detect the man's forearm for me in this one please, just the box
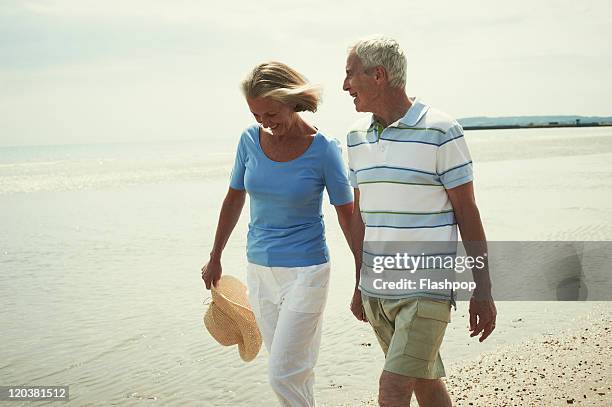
[456,204,492,297]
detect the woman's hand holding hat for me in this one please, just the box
[203,275,262,362]
[202,258,222,290]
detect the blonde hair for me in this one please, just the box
[241,61,321,112]
[349,36,407,89]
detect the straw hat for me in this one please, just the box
[203,275,262,362]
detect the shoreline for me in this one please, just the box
[351,303,611,406]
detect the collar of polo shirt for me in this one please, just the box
[368,97,430,131]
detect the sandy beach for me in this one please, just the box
[347,302,611,407]
[445,304,611,406]
[2,127,611,406]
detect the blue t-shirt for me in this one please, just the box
[229,124,353,267]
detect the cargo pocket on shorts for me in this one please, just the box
[285,285,328,313]
[403,300,451,361]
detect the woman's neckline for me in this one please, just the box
[255,125,319,164]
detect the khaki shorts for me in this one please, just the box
[361,294,451,379]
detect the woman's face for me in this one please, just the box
[246,97,296,136]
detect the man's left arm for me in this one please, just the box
[447,181,497,342]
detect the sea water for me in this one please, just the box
[1,127,611,406]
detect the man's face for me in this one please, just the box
[342,52,379,112]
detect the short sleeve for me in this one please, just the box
[437,122,473,189]
[323,139,353,205]
[229,133,247,190]
[346,134,358,188]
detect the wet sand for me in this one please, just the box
[349,303,611,406]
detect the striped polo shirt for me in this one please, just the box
[347,98,473,300]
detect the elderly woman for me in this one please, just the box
[202,62,354,406]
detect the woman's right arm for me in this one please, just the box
[349,188,367,322]
[201,187,246,289]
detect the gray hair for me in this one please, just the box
[241,61,322,113]
[349,36,407,89]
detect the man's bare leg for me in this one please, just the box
[378,372,452,407]
[378,370,415,406]
[413,378,452,407]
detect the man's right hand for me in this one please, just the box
[202,259,222,290]
[350,288,368,322]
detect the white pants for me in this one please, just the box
[246,261,330,407]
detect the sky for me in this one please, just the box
[1,0,611,147]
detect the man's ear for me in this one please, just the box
[373,66,387,84]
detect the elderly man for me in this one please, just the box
[343,36,497,406]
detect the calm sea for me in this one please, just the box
[1,128,610,406]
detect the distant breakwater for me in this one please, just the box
[463,122,612,131]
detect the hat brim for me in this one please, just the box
[207,276,262,362]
